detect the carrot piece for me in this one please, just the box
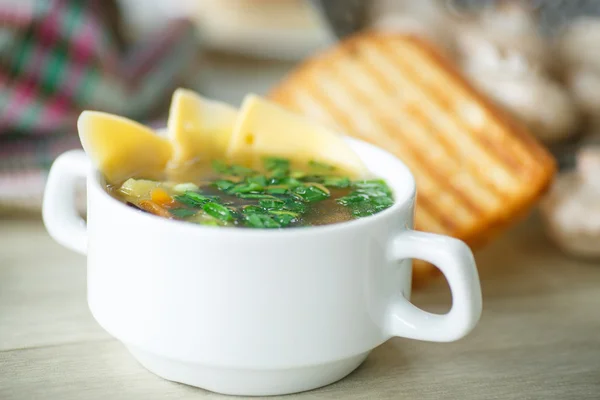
[151,188,174,207]
[138,200,173,218]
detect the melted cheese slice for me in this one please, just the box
[227,94,368,177]
[77,111,172,184]
[167,88,238,166]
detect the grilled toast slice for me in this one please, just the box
[269,32,556,284]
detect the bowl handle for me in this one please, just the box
[384,230,482,342]
[42,150,89,255]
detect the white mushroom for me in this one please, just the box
[557,17,600,125]
[565,66,600,120]
[370,0,581,143]
[540,145,600,259]
[556,17,600,71]
[576,146,600,193]
[454,0,550,71]
[459,33,578,143]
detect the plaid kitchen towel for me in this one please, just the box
[0,0,198,212]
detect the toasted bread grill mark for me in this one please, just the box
[415,195,455,233]
[296,71,464,232]
[397,36,556,226]
[268,32,556,261]
[405,35,552,157]
[367,63,522,198]
[398,36,553,175]
[307,41,511,230]
[413,198,445,234]
[308,69,480,230]
[387,40,529,173]
[396,50,534,182]
[295,68,457,230]
[362,42,524,196]
[343,48,503,213]
[325,59,487,223]
[275,86,470,232]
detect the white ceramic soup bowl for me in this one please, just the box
[43,137,482,396]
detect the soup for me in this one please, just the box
[108,156,394,228]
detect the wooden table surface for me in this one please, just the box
[1,213,599,400]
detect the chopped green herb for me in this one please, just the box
[270,167,288,179]
[214,180,235,191]
[298,174,324,183]
[231,165,255,176]
[242,205,263,214]
[259,198,285,209]
[170,208,197,218]
[371,196,394,207]
[211,160,229,174]
[283,199,307,213]
[203,202,233,221]
[278,177,303,189]
[229,182,264,194]
[335,179,394,219]
[353,179,392,195]
[175,192,214,208]
[237,193,279,200]
[245,213,281,229]
[199,218,221,226]
[290,171,306,179]
[266,187,288,195]
[247,175,268,187]
[323,176,350,188]
[309,160,335,171]
[116,159,393,228]
[270,212,296,226]
[293,185,330,202]
[336,193,369,206]
[261,216,281,229]
[264,157,290,171]
[350,203,379,217]
[269,210,299,217]
[212,160,255,176]
[245,213,262,228]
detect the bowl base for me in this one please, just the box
[127,346,369,396]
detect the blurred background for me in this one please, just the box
[3,4,600,397]
[2,0,600,259]
[0,0,329,212]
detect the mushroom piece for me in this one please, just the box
[565,66,600,121]
[459,33,579,143]
[451,1,579,143]
[575,147,600,193]
[557,17,600,125]
[556,17,600,72]
[454,0,550,72]
[540,145,600,259]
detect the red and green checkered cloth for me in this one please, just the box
[0,0,198,212]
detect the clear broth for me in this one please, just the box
[106,158,394,229]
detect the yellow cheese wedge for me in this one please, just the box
[227,94,368,177]
[77,111,172,184]
[167,88,238,166]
